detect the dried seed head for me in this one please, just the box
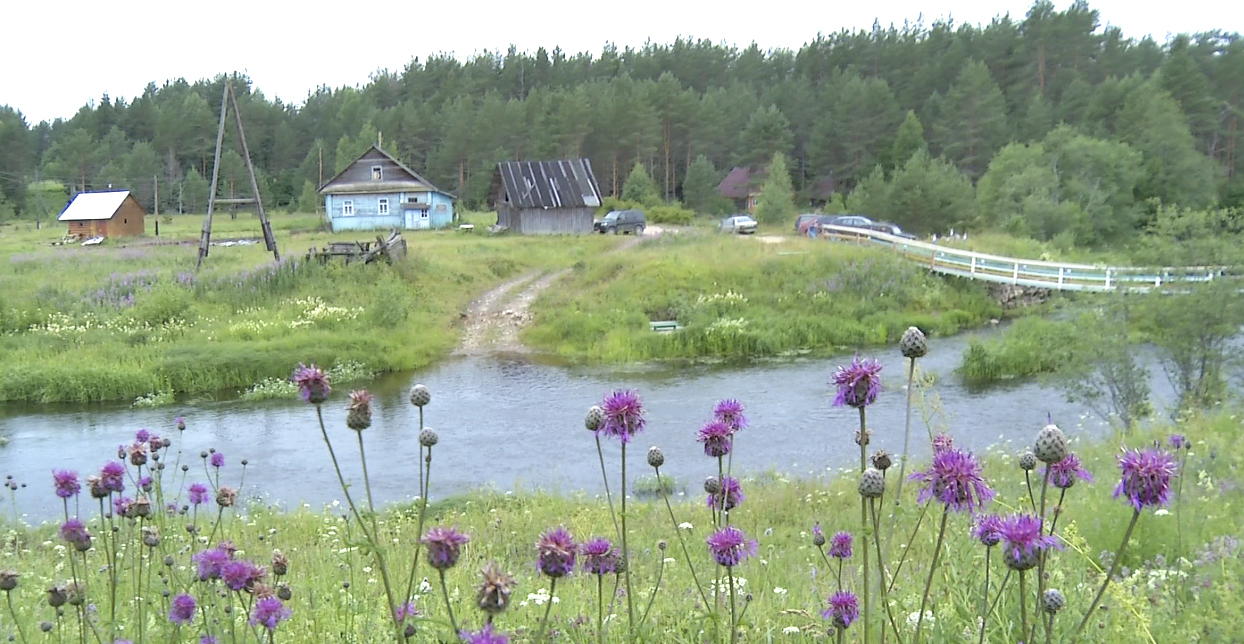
[419,429,439,447]
[47,584,67,608]
[870,449,892,471]
[408,384,431,407]
[858,468,885,499]
[216,486,238,508]
[646,446,665,468]
[0,571,17,592]
[277,584,292,601]
[142,526,160,548]
[584,406,605,432]
[272,550,289,577]
[855,428,871,448]
[346,390,374,431]
[704,477,722,495]
[658,540,667,551]
[133,497,151,518]
[475,562,516,616]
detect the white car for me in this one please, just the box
[720,215,758,234]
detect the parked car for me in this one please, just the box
[594,209,646,235]
[865,222,917,239]
[823,215,875,230]
[794,214,821,232]
[720,215,758,234]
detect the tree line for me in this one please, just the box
[0,0,1241,243]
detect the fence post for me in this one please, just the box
[1105,269,1112,290]
[970,256,977,274]
[1058,267,1065,287]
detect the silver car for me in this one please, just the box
[720,215,758,234]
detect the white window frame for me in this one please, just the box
[378,198,389,215]
[342,200,354,216]
[420,210,430,220]
[371,166,383,180]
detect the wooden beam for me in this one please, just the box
[227,83,280,261]
[197,82,231,270]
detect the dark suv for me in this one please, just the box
[594,209,646,235]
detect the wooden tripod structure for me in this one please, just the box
[196,80,279,269]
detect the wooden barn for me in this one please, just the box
[57,190,146,238]
[490,159,603,234]
[321,146,456,232]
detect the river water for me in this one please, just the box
[0,330,1175,521]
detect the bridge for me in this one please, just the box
[817,225,1237,292]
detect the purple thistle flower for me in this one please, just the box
[292,363,331,404]
[168,594,196,625]
[999,514,1061,562]
[138,476,152,492]
[1114,448,1178,512]
[696,420,733,458]
[1167,434,1187,450]
[188,483,209,506]
[536,527,577,578]
[458,624,510,644]
[147,434,163,451]
[706,526,757,567]
[599,389,646,443]
[210,452,224,468]
[822,590,860,629]
[909,448,995,513]
[249,597,291,631]
[422,527,470,571]
[135,429,151,443]
[393,601,420,622]
[53,470,80,499]
[221,560,266,591]
[831,355,883,408]
[713,399,748,432]
[705,476,745,512]
[1045,453,1094,490]
[972,514,1006,547]
[579,537,619,575]
[932,433,954,454]
[113,497,134,518]
[60,519,89,546]
[100,461,126,493]
[829,531,853,559]
[175,416,186,431]
[193,547,233,581]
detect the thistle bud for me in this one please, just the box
[704,477,721,495]
[1043,588,1065,614]
[142,526,160,548]
[47,585,67,608]
[854,428,871,448]
[646,446,665,468]
[1019,451,1037,471]
[277,584,292,601]
[584,406,605,432]
[900,326,928,359]
[870,449,892,471]
[272,550,289,577]
[419,429,439,447]
[408,384,431,407]
[0,571,17,592]
[858,468,885,499]
[1034,424,1068,464]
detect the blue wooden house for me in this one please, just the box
[320,146,455,232]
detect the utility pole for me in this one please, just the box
[153,175,159,216]
[318,146,323,214]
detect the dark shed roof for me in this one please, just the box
[491,159,602,209]
[718,166,761,199]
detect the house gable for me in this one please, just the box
[320,146,450,196]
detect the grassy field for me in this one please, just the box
[0,398,1239,643]
[0,212,617,403]
[523,233,1004,363]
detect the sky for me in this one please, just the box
[2,0,1241,124]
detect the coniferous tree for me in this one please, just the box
[739,105,793,167]
[889,111,928,170]
[753,152,796,225]
[621,162,660,206]
[930,60,1010,179]
[682,155,723,214]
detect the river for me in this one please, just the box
[0,330,1176,521]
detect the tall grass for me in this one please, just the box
[957,317,1078,384]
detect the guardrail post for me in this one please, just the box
[1012,263,1019,285]
[1105,269,1112,290]
[931,250,936,270]
[1058,267,1065,287]
[970,256,977,274]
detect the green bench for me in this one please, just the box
[649,320,681,333]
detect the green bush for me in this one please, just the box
[133,283,193,325]
[957,317,1077,383]
[646,205,695,225]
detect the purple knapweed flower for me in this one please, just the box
[393,601,420,622]
[831,355,883,408]
[579,537,618,575]
[113,497,134,518]
[135,429,151,443]
[138,476,152,492]
[249,597,291,631]
[972,514,1006,547]
[100,461,126,493]
[1046,453,1094,490]
[292,363,331,404]
[187,483,209,505]
[706,476,745,512]
[199,637,217,644]
[713,399,748,432]
[999,514,1061,562]
[829,531,853,559]
[175,416,186,431]
[706,526,757,567]
[193,547,233,581]
[909,447,995,513]
[536,527,577,578]
[822,590,860,629]
[53,470,80,499]
[932,433,954,455]
[148,434,163,451]
[1167,434,1187,450]
[221,560,266,591]
[459,624,510,644]
[60,519,89,546]
[168,593,196,625]
[210,452,224,468]
[599,389,645,443]
[422,527,470,570]
[696,420,733,458]
[1114,448,1178,512]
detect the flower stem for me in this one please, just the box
[894,356,917,500]
[597,575,605,644]
[655,467,710,610]
[1045,611,1054,644]
[888,500,929,594]
[1024,471,1037,513]
[640,552,665,625]
[6,592,28,644]
[1047,488,1068,537]
[417,407,425,498]
[1034,467,1051,644]
[858,407,871,644]
[620,442,636,639]
[596,437,621,544]
[913,506,949,644]
[403,445,432,607]
[977,547,992,644]
[356,430,401,643]
[1019,570,1028,640]
[870,498,902,642]
[438,568,459,636]
[537,577,557,643]
[727,564,738,644]
[1073,509,1141,637]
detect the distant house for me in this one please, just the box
[718,167,837,212]
[57,190,145,238]
[320,146,455,232]
[490,159,603,234]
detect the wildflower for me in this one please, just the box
[210,452,224,468]
[188,483,209,506]
[136,429,151,443]
[1168,434,1188,450]
[646,446,665,468]
[713,399,748,432]
[931,433,954,455]
[113,497,134,518]
[998,514,1060,571]
[53,470,80,499]
[536,527,577,578]
[909,448,995,513]
[249,597,291,631]
[139,476,152,492]
[221,560,266,591]
[971,514,1005,547]
[292,363,331,404]
[127,442,148,466]
[347,390,374,431]
[829,532,853,559]
[599,389,645,443]
[393,600,419,621]
[458,624,509,644]
[216,486,238,508]
[706,526,757,567]
[706,476,745,512]
[422,527,470,570]
[812,523,825,547]
[271,550,289,577]
[168,593,196,625]
[1114,448,1178,511]
[193,546,233,580]
[822,591,859,629]
[175,417,186,431]
[476,562,516,616]
[148,434,164,452]
[199,636,218,644]
[1046,453,1094,490]
[99,461,126,493]
[831,355,883,408]
[60,519,89,548]
[579,537,618,575]
[697,420,733,458]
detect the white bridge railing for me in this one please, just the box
[818,225,1237,292]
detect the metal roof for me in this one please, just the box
[493,159,602,209]
[319,146,453,197]
[57,191,133,221]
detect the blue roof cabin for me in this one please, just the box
[319,146,455,232]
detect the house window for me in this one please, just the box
[343,200,354,216]
[378,198,389,215]
[372,166,383,180]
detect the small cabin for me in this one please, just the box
[57,190,146,238]
[320,146,455,232]
[489,159,603,234]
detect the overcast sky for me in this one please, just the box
[3,0,1240,124]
